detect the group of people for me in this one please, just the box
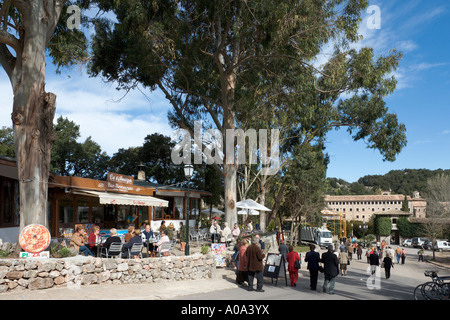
[69,222,172,258]
[233,235,267,292]
[209,219,241,245]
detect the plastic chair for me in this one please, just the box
[127,243,143,259]
[169,240,177,256]
[157,242,171,257]
[101,242,123,258]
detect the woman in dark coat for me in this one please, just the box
[382,253,394,279]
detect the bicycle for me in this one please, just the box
[413,270,450,300]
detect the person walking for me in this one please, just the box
[369,249,379,275]
[395,247,401,264]
[357,245,363,260]
[246,237,266,292]
[338,248,349,276]
[278,240,289,263]
[417,247,424,262]
[382,253,394,279]
[305,244,321,291]
[286,245,301,287]
[400,248,407,264]
[321,245,339,294]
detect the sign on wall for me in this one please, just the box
[106,172,134,193]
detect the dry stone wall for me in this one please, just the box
[0,254,216,293]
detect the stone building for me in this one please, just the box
[324,191,427,222]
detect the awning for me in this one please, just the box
[73,190,169,207]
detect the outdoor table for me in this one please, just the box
[86,242,102,257]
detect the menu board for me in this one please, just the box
[211,243,227,267]
[263,253,288,286]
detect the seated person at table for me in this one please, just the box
[87,225,101,256]
[142,224,154,253]
[102,228,122,256]
[122,229,143,258]
[125,225,135,243]
[70,226,94,256]
[156,230,170,256]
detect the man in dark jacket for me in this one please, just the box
[122,229,143,258]
[321,245,339,294]
[369,249,379,275]
[246,238,266,292]
[304,244,321,290]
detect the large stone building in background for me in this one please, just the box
[324,191,427,222]
[323,191,427,244]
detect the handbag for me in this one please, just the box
[294,252,301,269]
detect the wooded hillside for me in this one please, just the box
[327,169,450,196]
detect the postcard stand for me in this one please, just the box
[263,253,288,286]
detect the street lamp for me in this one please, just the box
[359,219,367,248]
[184,164,194,255]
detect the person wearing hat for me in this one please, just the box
[321,245,339,294]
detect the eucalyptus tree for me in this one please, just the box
[88,0,407,228]
[0,0,89,229]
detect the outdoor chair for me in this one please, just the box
[226,234,233,248]
[157,242,171,257]
[169,240,177,256]
[127,243,143,259]
[101,242,123,258]
[190,230,200,246]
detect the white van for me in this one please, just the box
[433,240,450,252]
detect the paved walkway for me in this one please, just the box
[0,246,448,300]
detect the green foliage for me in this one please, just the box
[328,169,450,196]
[374,217,392,236]
[397,217,418,238]
[267,220,276,232]
[401,195,409,212]
[201,245,210,255]
[51,116,110,179]
[140,133,184,185]
[0,126,14,157]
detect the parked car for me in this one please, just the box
[402,239,412,247]
[412,237,430,248]
[423,240,433,250]
[433,240,450,252]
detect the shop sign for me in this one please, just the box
[107,172,134,193]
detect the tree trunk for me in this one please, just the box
[258,182,267,231]
[8,2,59,233]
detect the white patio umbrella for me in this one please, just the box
[236,199,271,212]
[236,199,271,225]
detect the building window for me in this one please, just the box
[58,196,74,224]
[174,197,184,219]
[1,178,19,226]
[76,198,90,223]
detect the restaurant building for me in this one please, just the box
[0,156,210,242]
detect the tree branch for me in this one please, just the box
[0,29,20,52]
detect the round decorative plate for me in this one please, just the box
[19,224,51,253]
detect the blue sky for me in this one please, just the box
[1,0,449,183]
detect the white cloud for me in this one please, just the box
[0,67,173,155]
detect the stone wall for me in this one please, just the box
[0,253,216,293]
